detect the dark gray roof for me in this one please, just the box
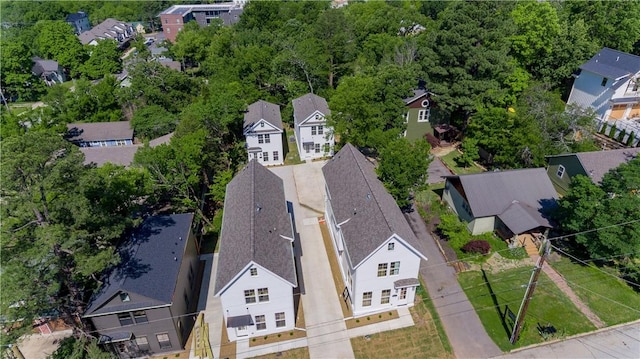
[498,201,550,235]
[214,160,296,295]
[394,278,420,288]
[580,48,640,80]
[84,213,194,316]
[403,89,429,105]
[31,57,59,76]
[447,168,558,232]
[292,93,330,127]
[66,12,87,22]
[322,144,426,267]
[243,100,283,132]
[79,18,132,45]
[66,121,133,143]
[227,314,254,328]
[575,148,640,184]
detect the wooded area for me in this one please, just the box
[1,0,639,356]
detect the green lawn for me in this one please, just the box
[548,256,640,326]
[458,267,596,351]
[440,151,484,175]
[284,126,304,165]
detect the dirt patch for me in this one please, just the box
[468,252,534,273]
[345,311,398,329]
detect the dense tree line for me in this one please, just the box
[2,0,640,354]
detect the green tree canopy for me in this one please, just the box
[80,40,122,80]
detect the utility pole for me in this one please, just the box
[510,237,550,344]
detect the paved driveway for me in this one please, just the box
[492,320,639,359]
[405,208,503,359]
[270,163,355,359]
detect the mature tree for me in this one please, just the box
[131,105,178,140]
[128,61,200,113]
[172,21,215,69]
[423,1,518,122]
[314,8,355,88]
[81,40,122,80]
[377,137,432,209]
[0,132,149,346]
[457,138,480,168]
[510,1,560,74]
[33,20,87,77]
[0,39,45,101]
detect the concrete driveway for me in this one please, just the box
[405,208,503,359]
[270,163,355,359]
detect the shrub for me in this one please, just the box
[617,129,626,143]
[278,333,281,338]
[289,332,294,336]
[608,125,617,138]
[461,240,491,254]
[627,131,636,146]
[367,316,370,321]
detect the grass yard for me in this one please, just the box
[440,150,484,175]
[548,256,640,326]
[458,267,596,351]
[284,126,304,165]
[350,283,453,359]
[253,347,310,359]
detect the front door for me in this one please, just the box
[397,288,408,305]
[236,325,249,337]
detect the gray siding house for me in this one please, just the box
[546,148,640,195]
[442,169,558,242]
[84,213,199,358]
[214,160,298,341]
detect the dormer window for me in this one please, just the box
[260,122,264,127]
[250,268,258,276]
[601,78,608,87]
[120,293,130,302]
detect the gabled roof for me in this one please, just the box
[446,168,558,232]
[84,213,194,316]
[31,57,59,75]
[403,89,431,105]
[243,100,283,132]
[66,121,133,143]
[322,144,426,267]
[80,146,139,167]
[549,148,640,184]
[580,48,640,80]
[66,11,87,22]
[79,18,132,45]
[214,160,296,295]
[292,93,330,127]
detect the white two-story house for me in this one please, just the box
[243,100,285,166]
[214,160,297,341]
[567,48,640,122]
[322,144,427,317]
[292,93,334,160]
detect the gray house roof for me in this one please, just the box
[31,57,60,76]
[66,11,88,23]
[322,144,426,267]
[580,48,640,80]
[80,146,139,167]
[403,89,430,105]
[84,213,194,316]
[243,100,283,132]
[550,148,640,184]
[292,93,330,127]
[66,121,133,143]
[79,18,133,45]
[447,168,558,231]
[214,160,296,295]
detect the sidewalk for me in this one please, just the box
[271,163,355,359]
[346,307,414,338]
[236,337,308,359]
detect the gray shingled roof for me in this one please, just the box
[214,160,296,295]
[403,89,429,105]
[31,57,60,76]
[66,121,133,143]
[580,48,640,80]
[292,93,330,127]
[322,144,426,267]
[448,168,558,232]
[80,146,139,167]
[575,148,640,184]
[79,18,132,45]
[498,201,550,235]
[84,213,194,316]
[243,100,283,132]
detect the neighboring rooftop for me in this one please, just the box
[65,11,87,22]
[322,144,426,267]
[446,168,558,232]
[214,160,296,294]
[66,121,133,143]
[84,213,194,316]
[549,148,640,184]
[292,93,331,127]
[80,132,173,167]
[31,57,59,76]
[403,89,431,104]
[243,100,283,131]
[159,1,244,15]
[78,18,133,45]
[580,48,640,80]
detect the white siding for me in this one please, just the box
[296,113,334,160]
[442,182,474,223]
[245,124,284,166]
[567,70,616,119]
[351,236,422,317]
[219,263,295,341]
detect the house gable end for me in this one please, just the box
[84,290,167,317]
[244,119,282,135]
[298,110,326,127]
[354,234,426,270]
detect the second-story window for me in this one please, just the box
[318,125,324,135]
[258,288,269,302]
[118,313,133,326]
[258,134,264,144]
[245,289,256,304]
[133,311,148,324]
[377,263,388,277]
[390,261,400,275]
[311,126,317,135]
[264,134,271,143]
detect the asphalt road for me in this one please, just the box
[405,208,503,359]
